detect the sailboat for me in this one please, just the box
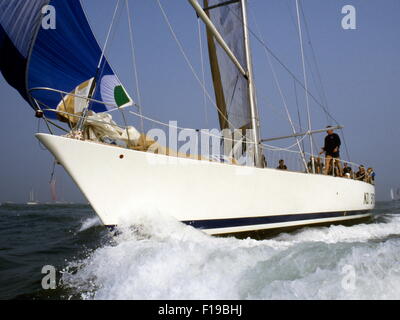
[0,0,375,238]
[47,174,68,204]
[27,189,39,205]
[390,188,400,202]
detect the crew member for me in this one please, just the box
[277,159,288,170]
[320,126,342,176]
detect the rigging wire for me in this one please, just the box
[85,0,135,146]
[295,0,314,172]
[155,0,337,161]
[197,17,209,126]
[36,118,48,151]
[231,1,340,126]
[293,79,306,154]
[125,0,145,135]
[284,0,326,113]
[249,6,308,171]
[98,0,121,69]
[299,2,330,123]
[224,0,354,166]
[286,0,351,161]
[127,107,307,151]
[104,0,134,145]
[155,0,252,145]
[36,1,356,169]
[41,102,363,171]
[262,98,303,134]
[49,160,56,184]
[299,3,351,161]
[76,0,122,131]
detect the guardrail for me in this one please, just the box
[29,87,375,185]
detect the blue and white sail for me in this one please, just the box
[0,0,132,121]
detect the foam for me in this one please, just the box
[275,214,400,244]
[78,216,102,232]
[62,212,400,300]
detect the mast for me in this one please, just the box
[240,0,262,168]
[295,0,314,172]
[188,0,263,167]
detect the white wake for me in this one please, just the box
[62,211,400,299]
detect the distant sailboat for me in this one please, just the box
[48,175,67,204]
[27,189,39,205]
[390,188,400,202]
[50,177,57,202]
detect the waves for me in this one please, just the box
[274,213,400,244]
[60,206,400,300]
[78,217,102,232]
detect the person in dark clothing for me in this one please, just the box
[277,159,287,170]
[343,162,353,178]
[261,154,268,168]
[355,165,366,181]
[319,126,342,176]
[367,167,375,184]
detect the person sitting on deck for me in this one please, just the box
[261,154,268,168]
[355,165,366,181]
[319,126,342,176]
[367,167,375,184]
[277,159,288,170]
[343,162,353,178]
[307,156,323,174]
[316,157,324,174]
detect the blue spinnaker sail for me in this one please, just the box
[0,0,132,120]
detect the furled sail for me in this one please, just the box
[204,0,251,130]
[0,0,132,121]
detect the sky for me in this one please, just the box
[0,0,399,203]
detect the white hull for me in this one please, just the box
[36,133,375,237]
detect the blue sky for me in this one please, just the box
[0,0,399,202]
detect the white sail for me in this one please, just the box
[27,189,38,205]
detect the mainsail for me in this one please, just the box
[0,0,132,121]
[204,0,252,131]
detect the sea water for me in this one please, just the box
[0,201,399,300]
